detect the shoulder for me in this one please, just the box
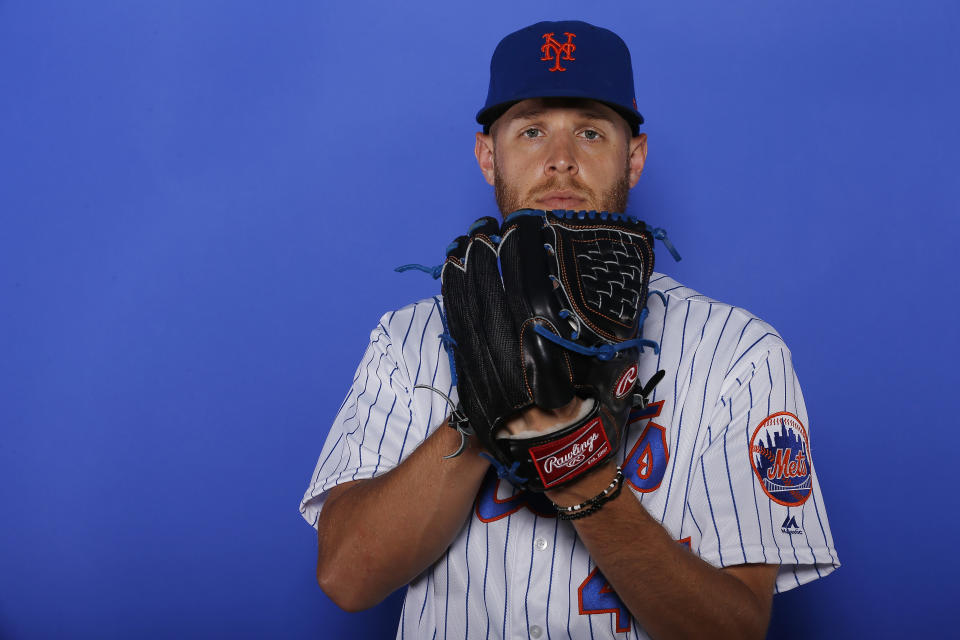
[651,273,783,340]
[374,296,446,341]
[370,296,452,380]
[649,273,790,374]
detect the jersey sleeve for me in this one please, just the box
[685,336,840,593]
[299,298,454,529]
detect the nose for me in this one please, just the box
[544,137,579,176]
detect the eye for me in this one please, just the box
[522,127,543,139]
[580,129,601,141]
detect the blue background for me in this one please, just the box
[1,1,957,637]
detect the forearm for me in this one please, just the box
[316,424,489,611]
[548,464,775,640]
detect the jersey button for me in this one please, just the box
[529,625,543,638]
[534,537,548,552]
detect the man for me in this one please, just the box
[302,20,838,639]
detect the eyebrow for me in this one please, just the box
[505,107,619,126]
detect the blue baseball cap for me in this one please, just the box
[477,20,644,135]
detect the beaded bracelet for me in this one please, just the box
[552,467,625,521]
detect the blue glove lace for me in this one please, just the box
[532,324,660,360]
[394,263,443,279]
[478,453,529,487]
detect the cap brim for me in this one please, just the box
[476,92,644,134]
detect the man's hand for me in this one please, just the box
[557,477,779,640]
[503,398,778,638]
[501,397,586,438]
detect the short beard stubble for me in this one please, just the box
[493,154,632,217]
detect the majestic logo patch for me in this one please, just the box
[781,515,803,535]
[614,364,638,399]
[541,32,576,72]
[749,412,812,507]
[528,417,610,488]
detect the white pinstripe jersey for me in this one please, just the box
[301,273,840,639]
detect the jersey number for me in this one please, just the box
[475,470,556,521]
[624,401,669,491]
[578,568,630,633]
[578,537,692,634]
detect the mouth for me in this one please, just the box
[534,191,587,210]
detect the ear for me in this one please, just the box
[627,133,648,188]
[475,132,496,186]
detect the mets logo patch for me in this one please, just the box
[749,412,812,507]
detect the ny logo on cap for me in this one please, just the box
[541,32,576,72]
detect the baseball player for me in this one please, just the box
[302,20,839,639]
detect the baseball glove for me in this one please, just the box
[440,209,662,492]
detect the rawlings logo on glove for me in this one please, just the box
[530,419,610,488]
